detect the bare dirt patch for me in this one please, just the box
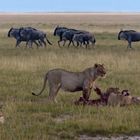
[79,135,140,140]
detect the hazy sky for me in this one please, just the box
[0,0,140,12]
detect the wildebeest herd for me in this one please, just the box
[53,26,96,48]
[8,26,140,48]
[8,27,52,48]
[8,26,96,48]
[8,25,140,49]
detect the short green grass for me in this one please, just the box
[0,14,140,140]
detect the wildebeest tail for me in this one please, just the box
[94,38,96,44]
[32,73,48,96]
[45,34,52,45]
[8,27,13,37]
[118,34,120,40]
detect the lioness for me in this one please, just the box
[32,64,106,102]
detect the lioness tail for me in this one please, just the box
[32,73,48,96]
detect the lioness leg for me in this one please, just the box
[48,84,61,103]
[83,79,93,100]
[82,88,91,101]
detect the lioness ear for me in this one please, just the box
[94,63,98,68]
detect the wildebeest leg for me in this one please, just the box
[91,41,95,49]
[33,41,39,48]
[127,40,133,49]
[72,41,75,46]
[15,40,21,47]
[68,40,72,47]
[127,42,131,49]
[63,40,67,46]
[74,41,79,48]
[79,42,82,47]
[77,42,80,47]
[84,41,89,49]
[129,42,133,49]
[38,40,43,47]
[58,36,63,47]
[25,41,28,48]
[41,39,46,48]
[76,42,79,47]
[58,40,62,47]
[94,87,103,97]
[28,40,33,48]
[73,41,77,47]
[48,84,61,103]
[61,38,67,46]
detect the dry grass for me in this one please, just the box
[0,13,140,139]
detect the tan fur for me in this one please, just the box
[108,92,132,106]
[32,64,106,102]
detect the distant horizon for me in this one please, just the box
[0,0,140,13]
[1,11,140,15]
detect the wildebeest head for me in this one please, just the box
[118,30,136,40]
[121,90,130,96]
[118,31,127,40]
[53,26,68,36]
[53,26,59,36]
[7,27,21,39]
[8,27,13,37]
[94,63,106,77]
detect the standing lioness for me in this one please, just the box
[32,64,106,102]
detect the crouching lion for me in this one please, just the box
[32,64,106,102]
[108,90,132,106]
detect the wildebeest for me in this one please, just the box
[74,87,119,106]
[8,27,39,47]
[74,87,140,106]
[19,27,52,48]
[8,27,52,48]
[72,33,96,48]
[53,26,69,46]
[32,64,106,103]
[54,26,89,47]
[61,29,91,47]
[60,29,81,47]
[118,30,140,49]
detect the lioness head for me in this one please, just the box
[94,64,106,77]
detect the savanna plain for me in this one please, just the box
[0,13,140,140]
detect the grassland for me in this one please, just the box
[0,13,140,139]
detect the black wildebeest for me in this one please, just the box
[61,29,80,47]
[72,33,96,48]
[8,27,39,47]
[118,30,140,49]
[8,27,52,48]
[19,27,52,48]
[61,29,90,47]
[53,26,69,47]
